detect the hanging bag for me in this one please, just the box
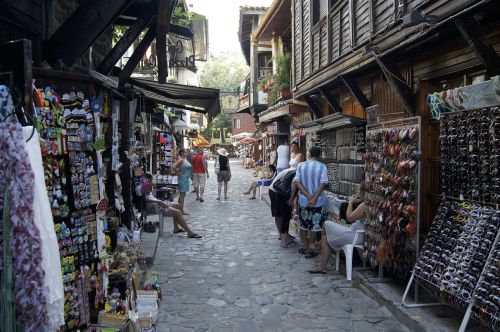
[272,170,296,198]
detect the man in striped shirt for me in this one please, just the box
[293,146,328,258]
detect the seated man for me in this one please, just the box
[243,165,276,199]
[141,173,202,238]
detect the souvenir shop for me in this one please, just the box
[257,100,308,166]
[299,113,367,221]
[0,63,163,331]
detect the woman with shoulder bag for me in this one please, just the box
[216,148,231,200]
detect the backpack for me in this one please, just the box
[272,170,296,198]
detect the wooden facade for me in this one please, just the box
[291,0,500,230]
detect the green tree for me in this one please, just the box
[201,112,232,144]
[198,52,249,92]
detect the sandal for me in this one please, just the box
[173,229,185,233]
[305,251,319,259]
[188,233,202,238]
[298,248,307,254]
[308,268,326,274]
[250,197,256,200]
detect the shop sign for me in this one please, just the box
[168,40,195,69]
[267,121,278,134]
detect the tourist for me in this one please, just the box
[142,173,202,238]
[276,138,290,173]
[269,167,297,247]
[244,165,277,199]
[191,147,209,202]
[269,143,277,166]
[289,141,303,169]
[215,147,231,200]
[293,146,328,258]
[171,148,191,215]
[308,183,366,274]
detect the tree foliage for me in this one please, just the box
[201,112,232,143]
[198,52,249,92]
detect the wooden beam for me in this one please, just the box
[373,56,415,115]
[319,87,341,113]
[118,26,157,88]
[156,0,172,84]
[43,0,132,67]
[455,17,500,75]
[340,75,370,109]
[303,95,323,119]
[97,2,158,75]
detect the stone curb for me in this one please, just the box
[354,272,425,332]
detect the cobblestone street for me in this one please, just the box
[154,160,407,332]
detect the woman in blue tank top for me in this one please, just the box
[172,148,192,215]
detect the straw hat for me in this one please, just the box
[217,148,228,156]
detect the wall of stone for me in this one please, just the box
[51,0,112,71]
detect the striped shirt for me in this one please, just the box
[294,160,329,208]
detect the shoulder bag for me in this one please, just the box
[272,170,296,198]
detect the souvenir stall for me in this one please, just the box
[27,69,158,331]
[401,77,500,332]
[363,117,421,280]
[299,114,366,223]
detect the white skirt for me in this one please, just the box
[325,219,365,250]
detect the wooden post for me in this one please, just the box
[319,87,341,113]
[157,0,172,84]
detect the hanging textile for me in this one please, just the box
[23,126,64,330]
[0,122,49,331]
[1,189,18,332]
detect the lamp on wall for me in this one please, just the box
[402,10,437,28]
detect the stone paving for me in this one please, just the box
[154,160,408,332]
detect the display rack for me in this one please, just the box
[364,116,422,282]
[319,126,366,197]
[402,103,499,331]
[402,198,499,332]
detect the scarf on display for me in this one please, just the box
[0,122,49,331]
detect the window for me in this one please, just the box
[312,0,327,26]
[258,53,272,68]
[236,119,241,129]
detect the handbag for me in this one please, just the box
[214,163,220,175]
[272,170,296,198]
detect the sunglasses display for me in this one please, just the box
[363,117,420,279]
[319,126,365,197]
[412,199,499,330]
[440,107,499,204]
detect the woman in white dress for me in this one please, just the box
[288,141,303,169]
[308,183,366,274]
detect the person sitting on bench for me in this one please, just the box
[141,173,202,238]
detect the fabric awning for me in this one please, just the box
[129,78,221,121]
[191,133,211,147]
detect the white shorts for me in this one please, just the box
[192,173,207,188]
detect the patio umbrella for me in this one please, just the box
[239,137,257,143]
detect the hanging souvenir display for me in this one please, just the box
[35,84,104,330]
[363,117,421,279]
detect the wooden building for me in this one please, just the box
[291,0,500,229]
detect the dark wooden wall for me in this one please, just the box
[0,0,46,63]
[293,0,486,89]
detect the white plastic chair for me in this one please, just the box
[335,230,365,281]
[258,181,271,200]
